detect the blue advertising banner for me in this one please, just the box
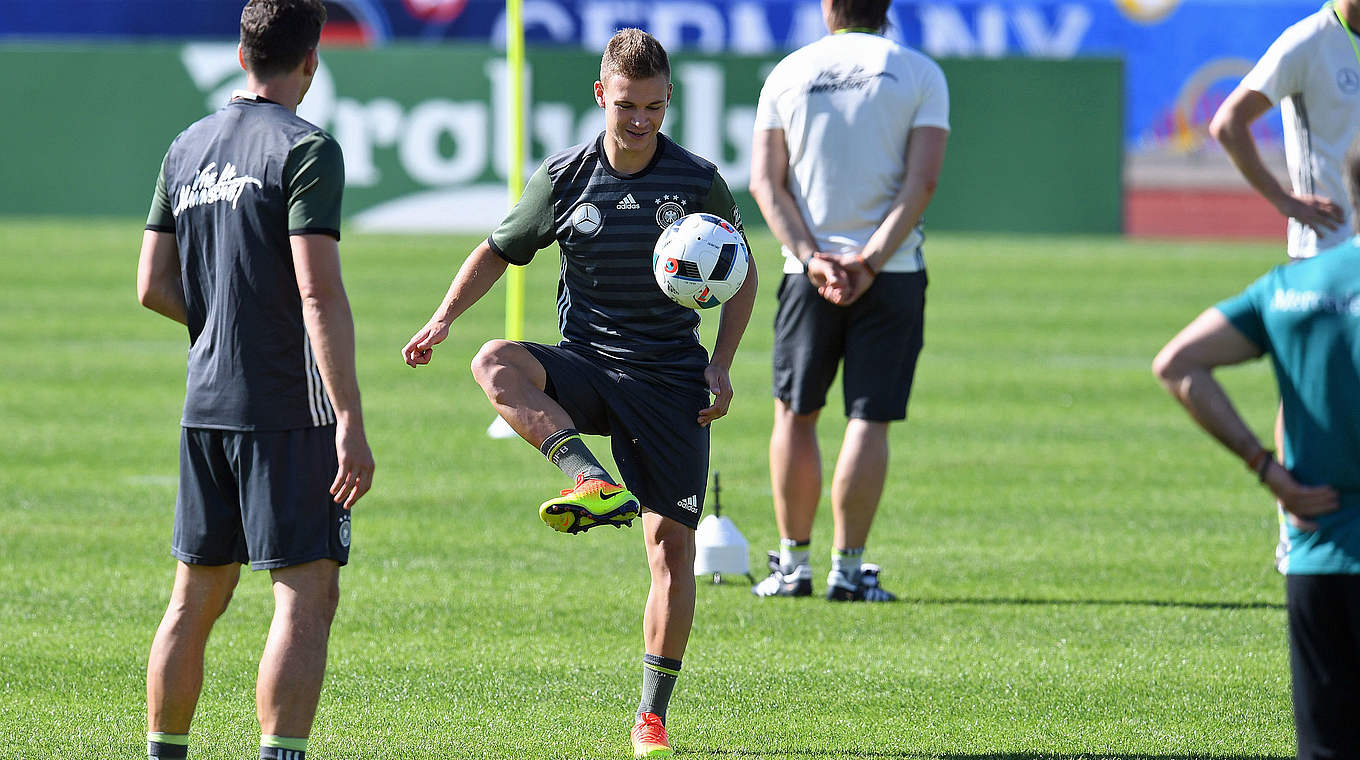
[0,0,1321,154]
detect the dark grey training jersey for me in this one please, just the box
[147,94,344,431]
[487,132,745,388]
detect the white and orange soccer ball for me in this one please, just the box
[652,213,750,310]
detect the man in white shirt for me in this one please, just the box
[1209,0,1360,528]
[748,0,948,602]
[1209,0,1360,259]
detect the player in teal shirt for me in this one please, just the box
[1215,244,1360,574]
[1154,139,1360,757]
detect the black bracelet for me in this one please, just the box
[858,253,878,276]
[1256,452,1275,483]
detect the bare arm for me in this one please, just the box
[698,256,758,426]
[748,127,848,300]
[1152,308,1337,520]
[292,233,375,509]
[860,126,948,272]
[1209,86,1344,233]
[137,230,187,325]
[401,240,509,367]
[835,126,949,305]
[749,127,818,265]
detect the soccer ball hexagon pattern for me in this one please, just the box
[651,213,750,309]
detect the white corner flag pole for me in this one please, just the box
[488,0,527,439]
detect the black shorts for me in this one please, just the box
[1286,573,1360,759]
[174,425,349,570]
[772,271,927,420]
[521,342,709,529]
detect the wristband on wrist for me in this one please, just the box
[857,252,878,276]
[1246,448,1275,483]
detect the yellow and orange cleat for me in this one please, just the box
[538,475,641,534]
[630,712,672,758]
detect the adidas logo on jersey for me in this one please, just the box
[616,193,640,210]
[677,494,698,513]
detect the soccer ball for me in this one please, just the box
[652,213,750,309]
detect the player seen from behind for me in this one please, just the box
[748,0,948,602]
[137,1,375,759]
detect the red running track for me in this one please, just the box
[1125,188,1286,239]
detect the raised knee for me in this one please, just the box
[470,339,514,383]
[473,339,532,397]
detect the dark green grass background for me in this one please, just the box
[0,220,1294,758]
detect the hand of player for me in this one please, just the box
[331,418,375,510]
[1279,193,1345,233]
[402,321,450,367]
[799,254,843,296]
[832,253,877,306]
[806,254,850,304]
[1262,461,1339,531]
[697,363,733,427]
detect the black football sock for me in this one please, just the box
[259,735,306,760]
[637,653,683,724]
[147,733,188,759]
[539,428,614,485]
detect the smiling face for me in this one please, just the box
[594,73,672,174]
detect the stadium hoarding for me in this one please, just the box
[0,44,1120,233]
[0,0,1318,153]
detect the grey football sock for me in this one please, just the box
[637,653,683,724]
[539,428,614,484]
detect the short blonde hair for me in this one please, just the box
[600,28,670,84]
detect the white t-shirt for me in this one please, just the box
[754,32,949,274]
[1242,6,1360,258]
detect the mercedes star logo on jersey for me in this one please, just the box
[571,202,602,235]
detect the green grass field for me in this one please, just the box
[0,218,1297,759]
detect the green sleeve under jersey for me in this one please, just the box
[698,170,750,247]
[146,152,174,232]
[487,164,556,265]
[285,132,344,240]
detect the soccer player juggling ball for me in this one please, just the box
[401,29,757,758]
[137,2,375,759]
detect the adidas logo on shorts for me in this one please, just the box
[617,193,640,210]
[676,494,698,513]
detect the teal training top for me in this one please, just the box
[1216,237,1360,574]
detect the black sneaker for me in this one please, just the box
[825,564,897,602]
[751,551,812,597]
